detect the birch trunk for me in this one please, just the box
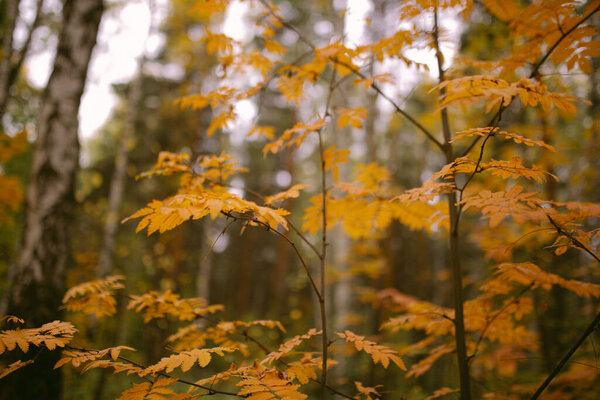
[0,1,104,398]
[0,0,20,123]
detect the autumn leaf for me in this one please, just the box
[335,330,406,370]
[264,184,310,206]
[322,146,350,182]
[141,347,236,376]
[263,328,322,364]
[336,107,367,129]
[0,360,34,380]
[425,387,460,400]
[62,275,125,318]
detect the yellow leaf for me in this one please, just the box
[264,184,310,205]
[336,107,367,129]
[335,330,406,370]
[0,360,34,379]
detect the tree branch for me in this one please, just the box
[468,283,534,363]
[460,4,600,158]
[432,8,471,400]
[528,215,600,398]
[529,311,600,400]
[256,0,443,152]
[66,345,243,397]
[221,211,323,302]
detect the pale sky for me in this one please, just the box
[25,0,459,141]
[26,0,168,139]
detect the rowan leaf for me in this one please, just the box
[335,330,406,370]
[336,107,367,129]
[265,184,310,206]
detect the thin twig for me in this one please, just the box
[529,312,600,400]
[192,174,323,260]
[528,215,600,398]
[546,215,600,264]
[65,345,243,397]
[202,219,236,263]
[221,211,322,301]
[236,326,355,400]
[257,0,315,50]
[256,0,443,152]
[334,59,445,151]
[455,104,505,226]
[461,4,600,157]
[530,3,600,78]
[468,283,534,363]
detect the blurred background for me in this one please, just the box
[0,0,599,399]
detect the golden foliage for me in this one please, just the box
[302,163,448,237]
[167,324,247,356]
[477,0,600,74]
[176,86,237,110]
[322,146,350,182]
[285,356,319,384]
[451,127,556,152]
[433,75,581,113]
[54,346,136,370]
[353,73,396,89]
[124,192,289,235]
[425,387,460,400]
[335,330,406,370]
[407,344,455,378]
[490,263,600,298]
[62,275,125,318]
[127,290,223,323]
[218,319,286,333]
[136,152,190,180]
[236,362,307,400]
[263,328,322,364]
[336,107,368,129]
[248,125,276,140]
[116,377,197,400]
[354,381,382,400]
[140,347,236,376]
[0,176,23,212]
[200,29,238,56]
[459,186,547,227]
[0,131,28,224]
[0,320,77,355]
[0,131,28,162]
[265,184,311,206]
[196,152,249,183]
[263,119,328,156]
[72,1,600,398]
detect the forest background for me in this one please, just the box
[0,0,599,399]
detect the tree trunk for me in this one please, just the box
[97,47,145,278]
[0,1,104,399]
[0,0,20,124]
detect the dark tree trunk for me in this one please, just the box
[0,1,104,399]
